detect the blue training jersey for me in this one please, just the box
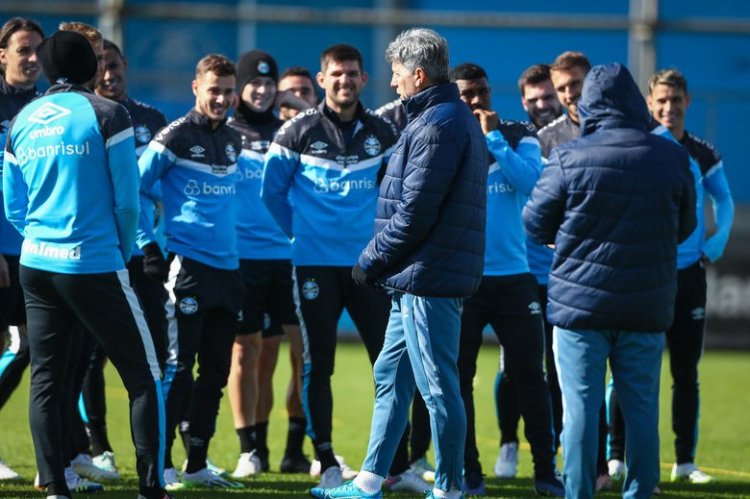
[3,84,138,273]
[484,121,541,276]
[137,109,242,270]
[262,102,398,266]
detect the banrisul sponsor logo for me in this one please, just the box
[184,179,236,196]
[15,141,91,166]
[22,240,81,261]
[28,102,71,125]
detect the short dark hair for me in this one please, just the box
[59,21,102,47]
[550,51,591,74]
[648,68,688,95]
[518,64,551,95]
[320,44,362,73]
[280,65,313,83]
[0,17,44,49]
[449,62,487,82]
[103,39,124,60]
[195,54,235,78]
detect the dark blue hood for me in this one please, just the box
[579,63,650,136]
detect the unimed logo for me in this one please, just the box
[27,102,71,125]
[22,240,81,261]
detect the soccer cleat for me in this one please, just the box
[92,451,120,480]
[310,454,358,480]
[0,457,21,481]
[64,466,105,493]
[409,456,436,482]
[671,462,714,484]
[309,479,382,498]
[182,467,245,488]
[316,465,344,489]
[281,453,313,473]
[182,457,228,478]
[534,474,565,497]
[461,470,486,495]
[595,473,613,492]
[607,459,626,481]
[385,468,431,493]
[163,467,184,492]
[231,450,263,478]
[494,442,519,479]
[71,453,119,482]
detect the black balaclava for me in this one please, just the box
[37,30,97,85]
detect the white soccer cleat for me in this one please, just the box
[409,457,436,482]
[231,451,262,478]
[0,458,20,481]
[64,466,105,493]
[181,467,245,488]
[494,442,519,478]
[71,453,119,482]
[310,454,358,480]
[608,459,626,481]
[163,467,184,491]
[316,465,344,489]
[91,451,120,480]
[384,468,431,493]
[671,462,714,484]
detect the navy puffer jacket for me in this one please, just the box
[358,83,487,297]
[523,64,696,332]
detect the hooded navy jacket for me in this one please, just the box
[358,82,488,298]
[523,64,696,332]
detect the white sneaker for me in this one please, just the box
[494,442,518,478]
[317,465,344,489]
[163,467,184,491]
[0,458,20,481]
[671,462,714,484]
[71,453,119,482]
[91,451,120,480]
[384,468,431,493]
[410,456,436,483]
[64,466,105,493]
[608,459,626,480]
[231,451,262,478]
[182,467,245,488]
[310,454,358,480]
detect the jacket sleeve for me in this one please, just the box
[137,139,174,248]
[261,141,298,238]
[676,152,698,244]
[486,129,541,196]
[522,148,566,245]
[701,162,734,262]
[359,123,462,278]
[2,135,28,235]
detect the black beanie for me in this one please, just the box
[38,30,97,85]
[236,50,278,92]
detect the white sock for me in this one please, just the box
[431,488,448,498]
[353,470,384,493]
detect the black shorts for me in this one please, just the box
[238,259,298,336]
[0,254,26,328]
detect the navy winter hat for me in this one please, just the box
[236,50,278,91]
[38,30,97,85]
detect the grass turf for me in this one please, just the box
[1,341,749,498]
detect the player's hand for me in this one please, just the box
[276,90,313,112]
[0,254,9,288]
[142,242,169,282]
[473,109,499,135]
[351,264,372,287]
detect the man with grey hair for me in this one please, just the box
[310,27,487,499]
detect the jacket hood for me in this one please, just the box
[579,63,650,136]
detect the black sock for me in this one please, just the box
[46,480,71,498]
[88,421,113,456]
[185,435,208,473]
[237,425,256,454]
[255,421,269,454]
[179,421,190,454]
[316,445,337,472]
[284,417,306,457]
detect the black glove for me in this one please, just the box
[351,263,371,287]
[142,242,169,282]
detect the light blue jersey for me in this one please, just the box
[137,110,243,270]
[484,122,541,276]
[3,86,138,273]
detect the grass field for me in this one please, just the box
[1,341,749,498]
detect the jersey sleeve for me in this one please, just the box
[2,120,28,235]
[486,128,541,196]
[702,162,734,262]
[137,133,176,248]
[260,138,298,238]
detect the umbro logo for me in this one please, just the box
[310,141,328,154]
[28,102,71,125]
[189,145,205,158]
[691,307,705,321]
[529,301,542,315]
